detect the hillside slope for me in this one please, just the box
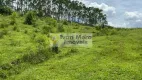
[0,15,142,80]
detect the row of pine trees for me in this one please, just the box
[0,0,107,26]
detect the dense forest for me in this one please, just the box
[0,0,107,26]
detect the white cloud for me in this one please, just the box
[124,11,142,27]
[76,0,116,17]
[136,19,141,22]
[89,2,116,14]
[108,22,128,28]
[108,22,116,27]
[76,0,89,4]
[125,11,142,20]
[76,0,142,28]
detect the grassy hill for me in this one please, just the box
[0,14,142,80]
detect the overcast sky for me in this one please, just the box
[77,0,142,28]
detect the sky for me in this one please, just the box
[77,0,142,28]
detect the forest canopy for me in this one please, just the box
[0,0,107,26]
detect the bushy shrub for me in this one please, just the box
[0,6,13,15]
[10,12,17,25]
[43,25,57,33]
[0,29,8,38]
[34,34,49,48]
[13,26,17,31]
[23,34,50,64]
[22,51,48,64]
[24,30,28,34]
[35,35,45,44]
[109,29,117,35]
[95,26,102,30]
[46,17,57,27]
[58,23,65,32]
[0,63,12,70]
[0,21,9,28]
[0,72,7,79]
[13,25,19,32]
[42,25,51,34]
[24,11,36,25]
[62,20,69,25]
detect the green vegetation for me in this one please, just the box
[24,11,37,25]
[0,13,142,80]
[0,6,13,15]
[10,12,17,25]
[0,0,142,80]
[0,0,107,26]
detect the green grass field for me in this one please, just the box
[0,15,142,80]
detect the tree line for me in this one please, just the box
[0,0,107,26]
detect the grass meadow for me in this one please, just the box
[0,14,142,80]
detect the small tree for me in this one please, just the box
[0,6,13,15]
[46,17,57,27]
[10,12,17,25]
[24,11,36,25]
